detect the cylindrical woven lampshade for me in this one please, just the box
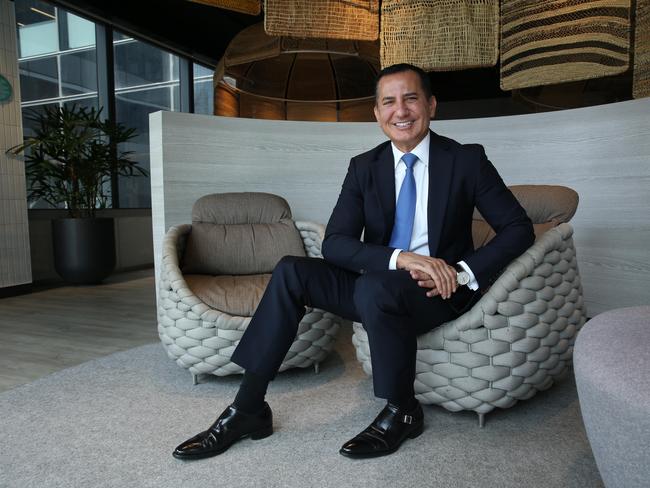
[380,0,499,71]
[633,0,650,98]
[264,0,379,41]
[500,0,631,91]
[186,0,261,15]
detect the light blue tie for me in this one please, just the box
[389,153,418,250]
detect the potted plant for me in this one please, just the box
[7,104,148,284]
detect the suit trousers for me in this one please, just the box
[230,255,476,400]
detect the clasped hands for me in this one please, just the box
[396,251,457,299]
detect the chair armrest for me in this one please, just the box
[453,223,578,332]
[295,221,326,258]
[160,224,192,293]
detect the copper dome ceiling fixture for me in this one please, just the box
[213,23,380,122]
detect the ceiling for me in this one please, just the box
[47,0,632,109]
[50,0,261,68]
[48,0,510,102]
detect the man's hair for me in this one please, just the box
[374,63,433,102]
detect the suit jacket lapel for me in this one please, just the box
[427,131,453,256]
[370,143,396,244]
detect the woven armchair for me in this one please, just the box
[158,192,344,384]
[352,185,587,426]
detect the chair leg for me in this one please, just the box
[191,372,199,385]
[314,362,320,374]
[478,412,485,428]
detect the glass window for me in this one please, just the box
[60,50,97,96]
[15,0,58,58]
[20,101,62,209]
[194,64,213,79]
[114,35,179,89]
[63,12,95,50]
[16,0,100,209]
[114,34,180,208]
[15,1,199,211]
[19,57,59,101]
[194,64,214,115]
[62,97,99,112]
[21,101,58,138]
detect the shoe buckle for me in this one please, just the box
[402,414,414,424]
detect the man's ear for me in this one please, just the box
[373,104,380,122]
[429,96,437,119]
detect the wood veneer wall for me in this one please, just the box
[150,99,650,316]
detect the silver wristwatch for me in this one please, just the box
[456,267,470,286]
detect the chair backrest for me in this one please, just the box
[472,185,579,249]
[181,192,306,275]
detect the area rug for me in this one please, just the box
[0,329,603,488]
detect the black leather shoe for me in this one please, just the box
[339,402,424,459]
[172,402,273,460]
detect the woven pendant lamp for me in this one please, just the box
[633,0,650,98]
[380,0,499,71]
[186,0,261,15]
[213,23,380,121]
[264,0,379,41]
[500,0,631,91]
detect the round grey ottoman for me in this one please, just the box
[574,306,650,488]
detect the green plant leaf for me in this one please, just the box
[5,104,145,217]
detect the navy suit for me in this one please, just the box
[232,131,534,400]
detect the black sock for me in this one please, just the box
[388,395,417,411]
[233,370,270,414]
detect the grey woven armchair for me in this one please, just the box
[352,185,587,426]
[158,192,345,384]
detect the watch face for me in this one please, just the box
[457,271,470,286]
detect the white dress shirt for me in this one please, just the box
[387,133,479,290]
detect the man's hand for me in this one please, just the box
[396,252,457,299]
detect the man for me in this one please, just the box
[173,63,534,460]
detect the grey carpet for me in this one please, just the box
[0,328,603,488]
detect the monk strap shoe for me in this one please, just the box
[173,402,273,460]
[339,402,424,459]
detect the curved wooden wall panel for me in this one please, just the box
[150,98,650,316]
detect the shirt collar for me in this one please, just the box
[391,132,430,170]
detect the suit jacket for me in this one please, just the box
[321,131,534,289]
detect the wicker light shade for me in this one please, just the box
[500,0,631,91]
[214,24,379,121]
[380,0,499,71]
[186,0,261,15]
[633,0,650,98]
[264,0,379,41]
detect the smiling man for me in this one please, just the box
[172,63,534,461]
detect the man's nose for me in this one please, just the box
[395,101,409,116]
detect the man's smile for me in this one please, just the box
[393,121,414,128]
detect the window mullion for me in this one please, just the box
[95,22,119,208]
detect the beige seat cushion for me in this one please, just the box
[181,193,306,275]
[182,221,305,275]
[184,273,271,316]
[472,220,557,250]
[471,184,578,249]
[474,185,579,225]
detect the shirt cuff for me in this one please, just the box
[389,249,402,270]
[457,260,479,291]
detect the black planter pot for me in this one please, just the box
[52,218,116,284]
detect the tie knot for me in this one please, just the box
[402,153,418,169]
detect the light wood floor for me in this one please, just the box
[0,269,158,393]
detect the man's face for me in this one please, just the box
[374,70,437,153]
